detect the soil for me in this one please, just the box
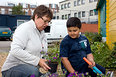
[0,52,8,77]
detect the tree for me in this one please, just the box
[12,5,25,15]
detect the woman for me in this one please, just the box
[1,5,53,77]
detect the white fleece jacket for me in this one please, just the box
[2,20,48,71]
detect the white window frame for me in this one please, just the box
[17,20,26,26]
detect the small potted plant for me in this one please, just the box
[40,44,60,74]
[47,47,60,73]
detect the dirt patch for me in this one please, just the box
[0,52,8,77]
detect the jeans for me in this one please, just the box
[2,64,42,77]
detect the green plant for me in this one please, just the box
[104,43,116,69]
[113,42,116,50]
[47,47,60,63]
[91,42,116,69]
[41,42,60,63]
[84,32,102,44]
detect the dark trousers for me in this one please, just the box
[66,64,106,77]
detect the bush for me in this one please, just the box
[84,32,102,44]
[84,32,116,69]
[91,42,116,69]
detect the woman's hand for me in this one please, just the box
[38,59,51,71]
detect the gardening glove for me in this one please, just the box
[39,59,51,71]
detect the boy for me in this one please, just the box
[60,17,105,77]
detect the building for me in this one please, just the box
[0,3,36,15]
[55,0,98,24]
[96,0,116,49]
[0,3,59,18]
[42,4,59,19]
[0,6,12,14]
[19,3,36,15]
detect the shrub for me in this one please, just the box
[91,42,116,69]
[84,32,102,44]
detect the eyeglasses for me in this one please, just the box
[41,17,52,24]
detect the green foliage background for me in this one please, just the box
[12,5,25,15]
[84,32,116,69]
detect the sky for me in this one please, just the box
[0,0,64,5]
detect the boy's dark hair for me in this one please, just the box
[31,5,53,21]
[66,17,81,29]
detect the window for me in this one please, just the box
[53,16,56,19]
[67,2,71,8]
[17,20,25,26]
[8,3,15,6]
[54,10,57,13]
[82,0,85,4]
[74,13,77,17]
[57,16,59,19]
[82,11,85,17]
[1,8,5,14]
[90,10,93,16]
[68,14,71,19]
[89,0,93,3]
[31,10,34,15]
[64,4,67,9]
[78,12,81,18]
[62,15,64,19]
[55,4,57,9]
[44,26,50,33]
[65,14,67,19]
[25,11,28,15]
[8,9,12,14]
[30,5,37,8]
[74,1,77,6]
[94,0,98,2]
[77,0,81,6]
[61,4,64,10]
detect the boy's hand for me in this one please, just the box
[87,53,95,69]
[88,59,95,69]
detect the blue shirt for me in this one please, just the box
[60,35,91,71]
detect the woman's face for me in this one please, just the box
[34,15,51,31]
[67,27,80,39]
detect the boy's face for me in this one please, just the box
[67,27,80,39]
